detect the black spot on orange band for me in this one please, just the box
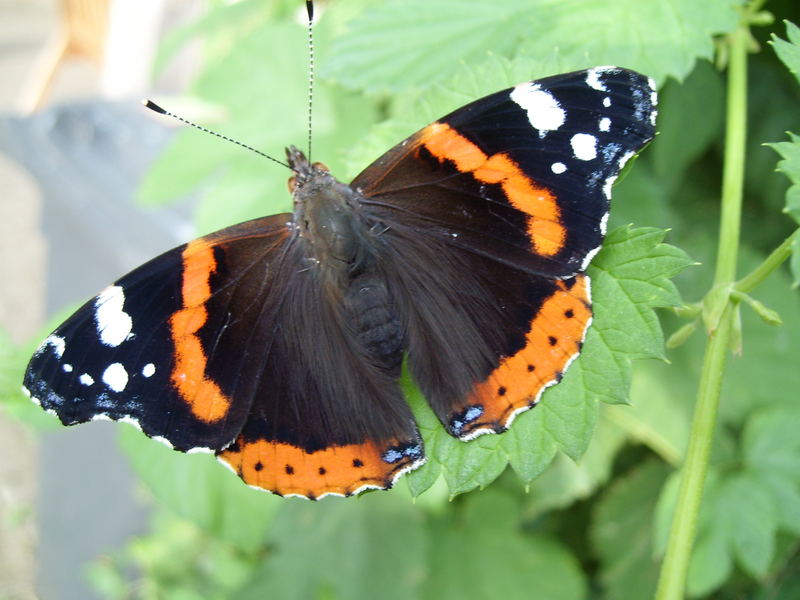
[217,436,422,498]
[456,274,592,436]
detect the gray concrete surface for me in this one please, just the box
[0,2,196,598]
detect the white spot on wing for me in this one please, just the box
[571,133,598,161]
[510,83,565,136]
[603,97,611,108]
[63,364,73,372]
[102,363,128,392]
[117,415,143,431]
[586,67,609,92]
[619,151,635,170]
[551,162,567,174]
[600,212,609,235]
[603,175,618,200]
[79,373,94,386]
[580,244,603,271]
[151,435,174,449]
[142,363,156,378]
[38,335,66,358]
[95,286,133,347]
[599,117,611,132]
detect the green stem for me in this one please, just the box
[654,20,750,600]
[656,306,734,599]
[735,230,797,293]
[714,47,748,285]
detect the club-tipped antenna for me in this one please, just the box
[306,0,314,161]
[141,99,292,170]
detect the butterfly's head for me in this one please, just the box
[286,145,366,265]
[286,145,333,195]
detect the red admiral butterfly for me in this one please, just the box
[23,62,656,499]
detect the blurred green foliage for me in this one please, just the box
[3,0,800,598]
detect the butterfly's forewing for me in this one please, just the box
[24,215,293,451]
[355,67,656,438]
[355,67,656,277]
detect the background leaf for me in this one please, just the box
[238,492,428,600]
[118,426,281,553]
[591,459,670,600]
[424,489,587,600]
[516,0,741,84]
[323,0,534,92]
[771,20,800,85]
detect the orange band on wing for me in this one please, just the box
[169,240,231,423]
[464,275,592,433]
[419,122,566,256]
[218,437,418,498]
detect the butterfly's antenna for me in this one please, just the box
[306,0,314,161]
[142,100,292,170]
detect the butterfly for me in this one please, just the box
[23,66,657,499]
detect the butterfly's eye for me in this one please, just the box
[288,175,298,193]
[312,161,330,172]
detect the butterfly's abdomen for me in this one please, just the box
[343,273,404,376]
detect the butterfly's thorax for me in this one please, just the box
[289,147,404,374]
[295,172,364,268]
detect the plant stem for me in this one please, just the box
[654,20,750,600]
[735,230,797,293]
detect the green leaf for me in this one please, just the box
[326,0,740,93]
[716,473,778,578]
[323,0,533,92]
[521,406,627,517]
[743,407,800,533]
[239,492,428,600]
[90,508,257,599]
[591,459,670,600]
[425,489,587,600]
[590,227,694,364]
[606,364,691,465]
[771,21,800,86]
[651,60,725,191]
[654,404,800,592]
[152,0,273,76]
[517,0,741,85]
[766,132,800,226]
[686,523,732,597]
[118,426,281,553]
